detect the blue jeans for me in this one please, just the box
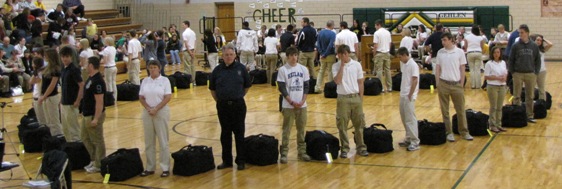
[169,50,180,64]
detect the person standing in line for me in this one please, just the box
[155,30,169,76]
[530,34,553,101]
[236,21,258,71]
[30,57,45,124]
[181,20,196,84]
[332,44,369,158]
[98,37,117,101]
[315,20,336,93]
[335,21,360,61]
[277,46,311,164]
[263,28,280,84]
[396,47,420,151]
[81,56,106,173]
[424,23,444,74]
[434,32,473,142]
[465,25,485,89]
[296,17,317,79]
[484,47,508,133]
[202,29,218,71]
[209,44,251,171]
[38,48,63,137]
[139,60,172,177]
[372,19,392,92]
[127,30,142,85]
[279,24,295,65]
[59,46,83,142]
[509,24,541,123]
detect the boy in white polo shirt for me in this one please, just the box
[435,32,473,142]
[277,46,311,164]
[397,47,420,151]
[332,44,368,158]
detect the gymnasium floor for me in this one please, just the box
[1,62,561,188]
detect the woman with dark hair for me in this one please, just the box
[167,34,181,66]
[465,25,485,89]
[38,48,63,137]
[155,30,168,75]
[484,47,508,133]
[63,8,78,31]
[351,19,360,40]
[264,28,279,84]
[90,33,103,51]
[416,25,428,58]
[202,29,218,70]
[140,30,158,73]
[531,34,553,101]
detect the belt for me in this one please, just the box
[105,65,115,68]
[467,51,481,53]
[439,78,460,85]
[183,49,195,52]
[131,58,139,60]
[487,84,506,87]
[33,98,38,101]
[219,98,244,105]
[338,93,359,98]
[376,51,389,54]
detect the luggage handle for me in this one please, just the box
[369,123,387,130]
[182,144,209,151]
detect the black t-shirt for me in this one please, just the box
[280,32,295,52]
[61,63,83,105]
[82,72,106,116]
[41,70,61,97]
[209,61,251,101]
[424,31,444,57]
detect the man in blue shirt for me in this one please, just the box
[315,20,336,93]
[296,17,317,80]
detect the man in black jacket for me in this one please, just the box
[296,17,317,79]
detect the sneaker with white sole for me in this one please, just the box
[398,140,411,147]
[447,133,456,142]
[407,144,420,151]
[86,166,101,173]
[463,134,474,141]
[84,161,94,170]
[527,118,537,123]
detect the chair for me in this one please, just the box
[23,158,69,189]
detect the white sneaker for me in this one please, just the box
[407,144,420,151]
[446,133,456,142]
[463,134,474,141]
[86,166,101,173]
[84,161,94,170]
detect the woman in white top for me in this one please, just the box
[30,57,46,124]
[484,47,508,133]
[98,37,117,101]
[531,34,553,100]
[14,37,26,58]
[264,28,280,84]
[139,60,172,177]
[416,25,428,59]
[465,25,485,89]
[78,38,94,81]
[399,28,414,53]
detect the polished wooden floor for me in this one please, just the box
[1,61,562,189]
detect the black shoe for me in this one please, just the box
[216,163,233,169]
[237,163,245,170]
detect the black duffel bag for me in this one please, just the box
[534,100,547,119]
[63,142,91,170]
[165,75,176,90]
[502,104,528,128]
[364,77,383,96]
[324,81,337,98]
[100,148,143,181]
[453,109,489,136]
[305,130,339,161]
[362,123,393,153]
[117,80,140,101]
[250,69,267,84]
[392,72,402,92]
[104,91,115,106]
[419,73,436,89]
[195,71,210,86]
[20,124,51,152]
[244,134,279,166]
[171,145,215,176]
[522,89,553,110]
[418,119,446,145]
[172,71,191,89]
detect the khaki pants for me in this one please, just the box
[208,52,218,71]
[81,68,88,83]
[0,75,8,92]
[437,81,468,135]
[142,106,170,172]
[61,105,81,142]
[336,94,366,152]
[487,85,506,128]
[81,113,106,168]
[537,71,547,100]
[33,100,47,125]
[316,54,336,91]
[280,107,307,157]
[42,94,63,136]
[399,96,419,145]
[240,51,255,71]
[182,50,196,80]
[299,52,316,79]
[467,52,483,88]
[350,53,358,61]
[431,58,437,75]
[129,59,141,85]
[512,72,537,118]
[265,54,278,84]
[104,67,117,100]
[373,52,392,91]
[279,52,287,65]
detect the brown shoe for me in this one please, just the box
[489,127,500,133]
[140,170,155,177]
[498,127,508,132]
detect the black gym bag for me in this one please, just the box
[324,81,337,98]
[63,142,91,170]
[250,69,267,84]
[195,71,210,86]
[305,130,339,161]
[391,72,402,92]
[521,89,552,110]
[171,145,215,176]
[364,77,383,96]
[534,100,547,119]
[418,119,446,145]
[244,134,279,166]
[419,73,436,89]
[117,80,140,101]
[100,148,144,181]
[362,123,394,153]
[501,104,528,128]
[20,124,51,152]
[172,71,191,89]
[453,109,489,136]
